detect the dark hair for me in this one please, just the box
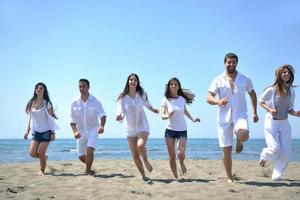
[117,73,147,101]
[224,53,238,63]
[25,82,58,119]
[79,78,90,87]
[272,64,295,96]
[164,77,195,104]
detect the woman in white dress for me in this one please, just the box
[116,73,159,181]
[24,82,59,175]
[161,77,200,180]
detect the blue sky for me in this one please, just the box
[1,0,299,139]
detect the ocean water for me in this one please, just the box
[0,138,300,163]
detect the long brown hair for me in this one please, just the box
[164,77,195,104]
[25,82,58,119]
[272,64,295,96]
[117,73,147,101]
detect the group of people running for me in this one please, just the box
[24,53,300,183]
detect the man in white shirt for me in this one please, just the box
[70,79,107,175]
[207,53,259,182]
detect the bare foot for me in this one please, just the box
[227,178,234,183]
[38,171,45,176]
[180,162,187,174]
[236,140,243,153]
[144,160,153,172]
[141,176,152,184]
[85,170,96,176]
[259,160,266,167]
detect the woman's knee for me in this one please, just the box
[137,144,146,153]
[178,152,185,161]
[30,151,38,158]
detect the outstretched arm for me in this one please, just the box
[160,106,174,120]
[248,90,259,123]
[184,106,200,122]
[289,109,300,117]
[24,115,31,140]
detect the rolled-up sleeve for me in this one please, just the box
[259,87,272,103]
[70,102,76,123]
[208,77,219,95]
[96,101,106,118]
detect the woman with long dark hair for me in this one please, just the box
[24,82,59,175]
[116,73,159,181]
[161,77,200,180]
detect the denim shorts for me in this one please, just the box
[32,130,52,142]
[164,129,187,139]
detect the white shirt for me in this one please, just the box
[259,86,295,119]
[31,100,59,132]
[70,94,106,133]
[161,96,187,131]
[208,71,254,123]
[117,93,152,135]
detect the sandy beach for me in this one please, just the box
[1,159,299,200]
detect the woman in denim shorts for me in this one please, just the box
[24,82,59,175]
[161,77,200,179]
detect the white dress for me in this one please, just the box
[117,93,152,136]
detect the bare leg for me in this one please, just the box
[236,129,249,153]
[165,138,178,179]
[79,155,86,163]
[223,146,233,182]
[85,147,94,174]
[29,140,40,158]
[127,137,146,179]
[137,132,153,172]
[37,142,50,175]
[177,138,187,174]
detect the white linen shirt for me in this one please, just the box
[31,100,59,132]
[70,94,106,133]
[161,96,187,131]
[117,93,152,135]
[208,71,254,123]
[259,86,295,119]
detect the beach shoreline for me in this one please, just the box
[1,159,300,199]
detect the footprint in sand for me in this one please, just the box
[7,186,26,193]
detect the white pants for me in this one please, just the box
[260,115,292,180]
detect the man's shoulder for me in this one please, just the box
[237,71,251,80]
[211,72,226,83]
[89,94,102,103]
[71,96,81,103]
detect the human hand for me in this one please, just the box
[253,114,259,123]
[269,108,277,116]
[168,110,175,118]
[218,97,229,107]
[98,126,104,134]
[24,132,29,140]
[193,118,201,122]
[74,131,81,139]
[295,110,300,117]
[152,108,159,114]
[50,132,56,141]
[116,114,124,122]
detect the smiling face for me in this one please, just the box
[280,67,291,84]
[169,80,179,95]
[35,84,45,98]
[128,75,138,89]
[224,57,238,74]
